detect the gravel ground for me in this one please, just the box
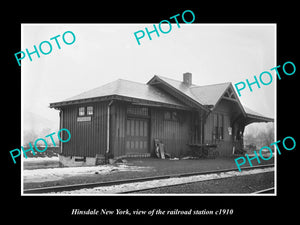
[134,171,274,194]
[46,168,273,194]
[23,157,274,190]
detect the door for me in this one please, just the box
[125,118,149,154]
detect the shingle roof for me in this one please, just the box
[151,75,232,106]
[190,82,231,106]
[61,79,186,107]
[149,75,273,122]
[243,106,265,117]
[50,75,273,122]
[154,75,231,106]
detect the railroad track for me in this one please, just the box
[126,180,275,194]
[23,164,274,194]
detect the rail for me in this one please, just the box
[23,163,274,194]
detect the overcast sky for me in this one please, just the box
[22,23,276,131]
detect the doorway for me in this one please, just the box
[125,117,149,154]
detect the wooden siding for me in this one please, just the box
[110,102,127,157]
[110,102,151,158]
[150,108,191,157]
[61,101,108,157]
[110,103,192,158]
[204,99,240,156]
[60,98,241,158]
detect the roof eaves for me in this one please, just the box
[49,95,115,108]
[148,75,209,112]
[246,113,274,122]
[50,93,189,110]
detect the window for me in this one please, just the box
[164,111,179,121]
[213,114,218,141]
[78,107,85,116]
[219,114,224,139]
[87,106,93,115]
[164,111,171,120]
[78,106,93,116]
[127,106,149,117]
[213,113,224,141]
[172,112,178,120]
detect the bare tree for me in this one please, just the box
[259,123,274,149]
[244,122,274,151]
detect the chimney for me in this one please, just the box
[183,72,192,86]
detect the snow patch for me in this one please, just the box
[23,156,59,162]
[23,164,153,183]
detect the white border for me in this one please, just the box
[21,23,277,197]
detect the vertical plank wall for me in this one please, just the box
[150,108,191,157]
[61,101,108,157]
[204,99,234,156]
[110,102,126,158]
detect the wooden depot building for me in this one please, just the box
[50,73,274,166]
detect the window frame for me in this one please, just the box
[213,113,224,141]
[87,106,93,115]
[78,107,85,116]
[219,114,224,140]
[127,106,149,118]
[164,110,179,121]
[164,111,172,120]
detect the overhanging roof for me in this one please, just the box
[50,74,274,124]
[243,106,274,124]
[147,75,209,112]
[50,79,189,110]
[147,75,273,123]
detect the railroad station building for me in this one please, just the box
[50,73,273,166]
